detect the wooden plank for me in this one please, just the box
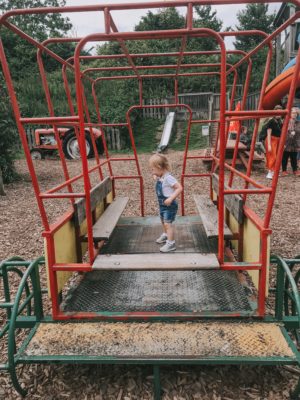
[90,197,129,241]
[93,252,219,270]
[212,173,244,224]
[193,195,233,239]
[74,177,112,226]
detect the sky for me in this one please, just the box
[65,0,281,49]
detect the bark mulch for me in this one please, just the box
[0,151,299,399]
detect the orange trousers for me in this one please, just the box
[265,136,280,171]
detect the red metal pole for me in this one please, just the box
[0,40,50,231]
[228,54,253,187]
[91,81,114,178]
[74,42,94,264]
[264,43,300,228]
[37,49,75,200]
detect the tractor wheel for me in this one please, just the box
[30,149,44,160]
[62,131,93,160]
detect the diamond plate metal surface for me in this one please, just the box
[24,321,295,359]
[63,270,252,313]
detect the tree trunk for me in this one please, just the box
[0,168,6,196]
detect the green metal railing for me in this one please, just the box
[1,254,300,399]
[271,254,300,336]
[0,256,45,395]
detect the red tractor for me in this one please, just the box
[29,127,103,160]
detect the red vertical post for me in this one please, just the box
[37,49,75,198]
[0,40,50,231]
[74,42,94,263]
[217,37,227,265]
[126,109,144,216]
[243,43,273,199]
[228,58,252,187]
[92,81,114,178]
[264,43,300,228]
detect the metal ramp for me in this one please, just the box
[22,321,295,360]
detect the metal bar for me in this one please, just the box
[20,116,79,124]
[264,42,300,229]
[2,2,300,21]
[0,40,50,231]
[95,71,220,80]
[84,63,225,74]
[153,366,161,400]
[228,51,253,187]
[39,193,85,199]
[224,188,272,194]
[109,14,140,79]
[36,48,75,202]
[91,82,114,178]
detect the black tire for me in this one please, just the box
[62,131,94,160]
[30,149,45,160]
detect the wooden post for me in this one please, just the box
[116,129,121,150]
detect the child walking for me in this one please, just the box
[149,154,183,253]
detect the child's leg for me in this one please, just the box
[161,219,167,234]
[164,222,174,241]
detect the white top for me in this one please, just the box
[159,173,178,197]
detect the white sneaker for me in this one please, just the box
[156,233,167,244]
[266,171,273,179]
[160,242,176,253]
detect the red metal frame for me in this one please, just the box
[1,1,300,320]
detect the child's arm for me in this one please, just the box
[164,182,183,206]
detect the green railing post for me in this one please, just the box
[153,366,161,400]
[274,256,285,321]
[29,258,44,320]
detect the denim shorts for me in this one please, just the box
[159,203,178,223]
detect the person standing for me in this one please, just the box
[265,105,283,180]
[282,107,300,176]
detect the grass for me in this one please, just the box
[132,118,164,153]
[170,121,209,151]
[130,118,209,154]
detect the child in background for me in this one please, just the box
[149,154,183,253]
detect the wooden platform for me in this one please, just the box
[93,253,219,271]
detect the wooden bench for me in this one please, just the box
[73,177,128,243]
[193,173,244,239]
[93,253,219,271]
[193,195,233,239]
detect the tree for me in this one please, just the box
[192,6,223,51]
[234,3,276,92]
[0,0,73,184]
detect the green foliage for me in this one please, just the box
[0,76,19,183]
[95,6,224,122]
[0,0,73,182]
[170,122,208,151]
[132,118,164,153]
[234,3,276,92]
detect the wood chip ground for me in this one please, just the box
[0,150,299,399]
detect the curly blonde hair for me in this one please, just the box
[149,153,170,171]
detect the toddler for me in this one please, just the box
[149,154,182,253]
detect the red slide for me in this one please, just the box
[262,66,300,109]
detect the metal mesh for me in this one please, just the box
[63,270,252,313]
[24,321,295,359]
[101,218,218,254]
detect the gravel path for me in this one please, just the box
[0,151,299,399]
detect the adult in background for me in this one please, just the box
[282,107,300,176]
[265,104,283,180]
